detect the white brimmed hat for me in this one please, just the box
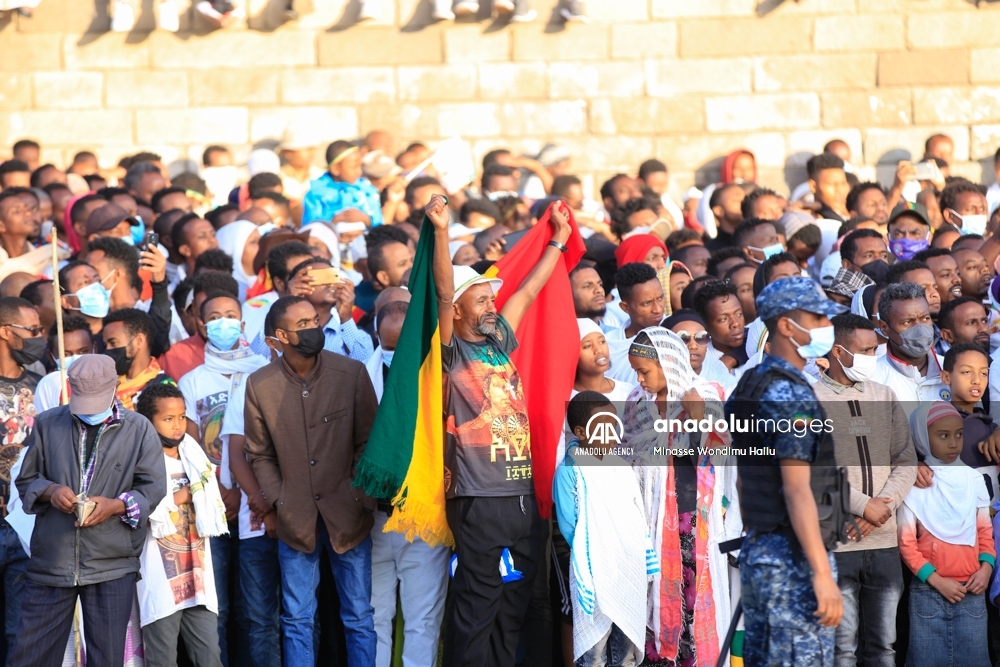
[453,265,502,301]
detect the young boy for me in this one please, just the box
[941,342,1000,502]
[135,383,229,667]
[553,392,652,667]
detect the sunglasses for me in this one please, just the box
[675,330,710,346]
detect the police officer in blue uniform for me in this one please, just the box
[726,276,849,666]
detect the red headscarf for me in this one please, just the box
[614,234,668,268]
[61,192,87,255]
[721,148,757,184]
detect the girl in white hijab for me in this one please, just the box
[899,400,993,667]
[215,221,260,290]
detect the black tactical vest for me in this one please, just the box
[726,363,852,551]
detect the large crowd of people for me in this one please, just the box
[0,128,998,667]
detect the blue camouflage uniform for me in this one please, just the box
[734,277,846,667]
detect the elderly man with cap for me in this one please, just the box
[426,193,571,667]
[725,276,848,667]
[10,354,166,667]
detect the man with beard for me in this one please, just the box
[914,248,963,306]
[938,297,990,354]
[952,248,992,299]
[426,194,571,667]
[570,264,606,323]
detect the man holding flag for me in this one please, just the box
[426,194,576,667]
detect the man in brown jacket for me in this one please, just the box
[244,295,379,667]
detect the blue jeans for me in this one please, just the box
[0,522,27,655]
[574,625,641,667]
[907,580,990,667]
[277,525,376,667]
[239,536,281,667]
[834,547,903,667]
[211,526,249,667]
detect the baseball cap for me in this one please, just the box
[68,355,118,415]
[278,128,316,153]
[362,150,402,181]
[889,202,931,228]
[84,203,136,237]
[453,265,503,301]
[756,275,848,321]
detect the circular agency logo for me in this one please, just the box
[584,411,625,446]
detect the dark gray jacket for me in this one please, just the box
[16,404,167,587]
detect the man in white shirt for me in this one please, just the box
[870,282,947,413]
[604,263,665,384]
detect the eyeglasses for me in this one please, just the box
[675,330,710,346]
[6,323,45,337]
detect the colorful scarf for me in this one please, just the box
[116,358,170,411]
[623,326,730,666]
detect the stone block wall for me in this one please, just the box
[3,0,1000,198]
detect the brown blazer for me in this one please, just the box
[245,350,378,554]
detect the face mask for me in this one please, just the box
[55,354,83,371]
[835,345,877,383]
[788,318,835,359]
[860,259,890,284]
[130,217,146,246]
[78,405,113,426]
[206,318,242,351]
[888,322,934,358]
[890,237,929,262]
[956,212,988,236]
[382,349,394,367]
[68,282,111,319]
[289,327,325,358]
[159,433,184,449]
[11,336,47,367]
[118,234,135,247]
[103,345,133,377]
[749,243,784,264]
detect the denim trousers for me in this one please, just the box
[834,547,904,667]
[210,526,249,667]
[574,625,641,667]
[239,535,282,667]
[277,524,376,667]
[907,580,990,667]
[370,510,449,667]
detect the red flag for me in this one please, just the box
[486,203,586,518]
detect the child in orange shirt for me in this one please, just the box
[898,400,994,667]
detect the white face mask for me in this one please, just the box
[382,349,394,368]
[959,213,988,236]
[836,344,878,383]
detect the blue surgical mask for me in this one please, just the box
[77,405,113,425]
[206,318,242,351]
[130,217,146,246]
[382,349,394,367]
[68,282,111,319]
[118,234,135,247]
[56,354,83,371]
[956,212,988,236]
[788,318,835,359]
[749,243,784,264]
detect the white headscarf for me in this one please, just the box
[577,317,603,341]
[215,221,258,288]
[301,222,341,268]
[904,401,990,547]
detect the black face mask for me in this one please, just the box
[159,434,183,449]
[860,259,890,284]
[289,327,325,358]
[11,336,46,367]
[103,345,133,377]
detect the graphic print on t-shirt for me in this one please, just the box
[195,390,229,465]
[444,330,532,498]
[157,466,207,606]
[0,373,39,517]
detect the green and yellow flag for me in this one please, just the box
[353,216,452,547]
